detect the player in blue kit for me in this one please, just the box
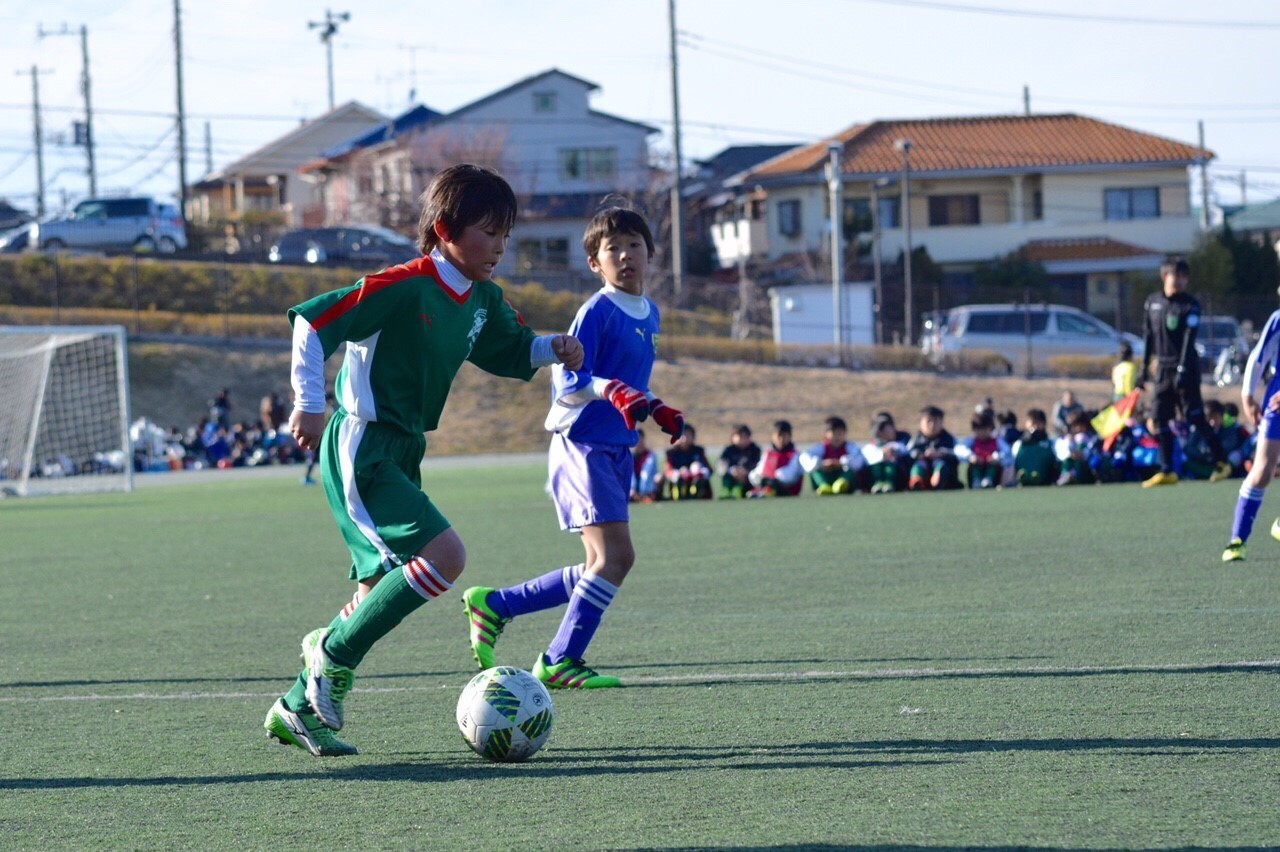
[461,204,684,688]
[1222,304,1280,562]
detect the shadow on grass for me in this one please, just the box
[3,735,1277,791]
[0,669,470,689]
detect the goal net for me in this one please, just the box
[0,325,133,496]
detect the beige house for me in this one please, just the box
[187,101,387,231]
[714,114,1209,325]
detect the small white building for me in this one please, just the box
[769,282,875,346]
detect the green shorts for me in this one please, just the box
[320,410,450,581]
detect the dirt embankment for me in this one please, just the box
[130,343,1197,453]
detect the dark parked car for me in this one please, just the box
[267,226,420,267]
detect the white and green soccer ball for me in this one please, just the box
[456,666,554,762]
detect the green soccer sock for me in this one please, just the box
[324,556,453,668]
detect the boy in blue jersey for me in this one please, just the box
[461,205,684,688]
[1222,304,1280,562]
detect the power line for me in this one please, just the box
[845,0,1280,29]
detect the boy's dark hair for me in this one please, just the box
[1067,410,1092,430]
[773,420,792,435]
[417,164,518,253]
[583,205,655,259]
[1027,408,1048,427]
[682,423,697,438]
[1205,399,1225,417]
[998,410,1017,426]
[1118,341,1133,360]
[871,413,894,437]
[732,424,752,437]
[971,413,995,431]
[920,405,945,420]
[1224,401,1240,417]
[1160,256,1190,277]
[824,415,847,432]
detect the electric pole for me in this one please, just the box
[310,9,351,110]
[174,0,189,223]
[37,23,97,196]
[1023,84,1031,115]
[895,138,915,346]
[1198,120,1210,230]
[667,0,685,301]
[17,66,52,220]
[827,143,844,360]
[204,121,213,175]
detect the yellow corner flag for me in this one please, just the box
[1092,389,1140,450]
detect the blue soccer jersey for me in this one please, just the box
[545,288,660,446]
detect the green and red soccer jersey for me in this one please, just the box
[288,255,538,434]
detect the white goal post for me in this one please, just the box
[0,325,133,496]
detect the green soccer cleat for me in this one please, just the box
[1222,539,1246,563]
[1208,461,1234,483]
[1270,519,1280,542]
[532,654,622,689]
[302,628,354,731]
[462,586,510,670]
[264,698,358,756]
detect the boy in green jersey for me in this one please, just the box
[264,164,583,756]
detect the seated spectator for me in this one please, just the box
[906,406,960,490]
[957,412,1009,489]
[1051,390,1085,437]
[863,413,906,494]
[1012,408,1057,486]
[800,415,864,495]
[1055,411,1103,485]
[996,410,1021,449]
[1208,399,1251,478]
[749,420,804,497]
[718,424,761,499]
[664,424,712,500]
[631,429,660,503]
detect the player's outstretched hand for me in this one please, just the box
[650,398,685,443]
[551,334,584,370]
[602,379,650,429]
[290,408,326,452]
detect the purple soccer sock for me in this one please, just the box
[1231,485,1265,542]
[546,574,618,664]
[490,564,584,619]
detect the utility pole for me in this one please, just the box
[734,195,751,339]
[1023,84,1031,115]
[826,143,844,360]
[310,9,351,110]
[204,121,213,175]
[1239,170,1247,207]
[174,0,189,224]
[1198,120,1210,230]
[18,66,51,220]
[870,178,890,345]
[37,23,96,196]
[667,0,685,301]
[895,138,915,346]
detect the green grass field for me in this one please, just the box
[2,464,1277,849]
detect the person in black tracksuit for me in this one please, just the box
[1138,257,1229,486]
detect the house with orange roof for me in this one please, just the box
[714,113,1209,335]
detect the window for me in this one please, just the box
[777,200,801,237]
[516,237,571,270]
[1104,187,1160,220]
[927,194,980,226]
[1057,313,1107,336]
[841,198,872,238]
[877,196,900,229]
[965,310,1048,334]
[1031,190,1044,220]
[559,147,616,181]
[533,91,557,113]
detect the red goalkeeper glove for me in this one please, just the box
[649,398,685,443]
[602,379,650,429]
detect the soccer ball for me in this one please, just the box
[456,666,554,762]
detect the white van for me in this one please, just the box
[925,303,1143,375]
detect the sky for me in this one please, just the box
[2,0,1279,218]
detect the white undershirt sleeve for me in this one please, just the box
[291,318,327,414]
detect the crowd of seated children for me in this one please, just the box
[664,424,713,500]
[630,428,660,503]
[800,416,864,495]
[906,406,960,490]
[956,412,1011,489]
[748,420,804,497]
[717,424,761,499]
[862,413,907,493]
